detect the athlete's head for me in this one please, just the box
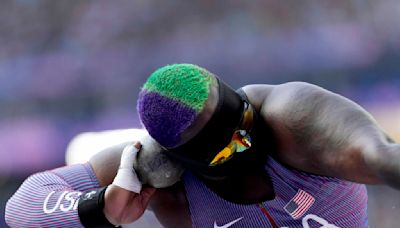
[138,64,218,148]
[138,64,266,179]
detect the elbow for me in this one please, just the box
[5,173,46,227]
[5,192,22,227]
[363,143,400,188]
[5,190,41,227]
[380,144,400,189]
[5,199,11,226]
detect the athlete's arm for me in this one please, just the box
[243,82,400,189]
[5,163,99,227]
[5,143,156,227]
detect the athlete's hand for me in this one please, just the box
[103,142,156,225]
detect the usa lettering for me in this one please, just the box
[302,214,339,228]
[43,191,82,214]
[280,214,339,228]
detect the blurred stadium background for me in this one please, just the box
[1,0,399,227]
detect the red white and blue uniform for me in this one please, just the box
[183,156,368,228]
[5,157,368,227]
[5,164,100,227]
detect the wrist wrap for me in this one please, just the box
[78,187,120,228]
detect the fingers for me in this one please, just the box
[139,187,156,209]
[112,144,143,193]
[141,187,156,199]
[119,144,139,168]
[134,141,142,150]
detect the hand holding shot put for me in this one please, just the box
[104,134,184,226]
[103,142,155,226]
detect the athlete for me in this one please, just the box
[5,64,400,227]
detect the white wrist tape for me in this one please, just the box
[112,144,142,193]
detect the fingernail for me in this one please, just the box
[134,142,142,150]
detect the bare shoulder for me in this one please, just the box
[260,81,373,123]
[243,81,360,127]
[248,82,391,183]
[265,81,343,108]
[241,82,331,110]
[241,84,276,111]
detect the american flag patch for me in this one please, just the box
[284,189,315,219]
